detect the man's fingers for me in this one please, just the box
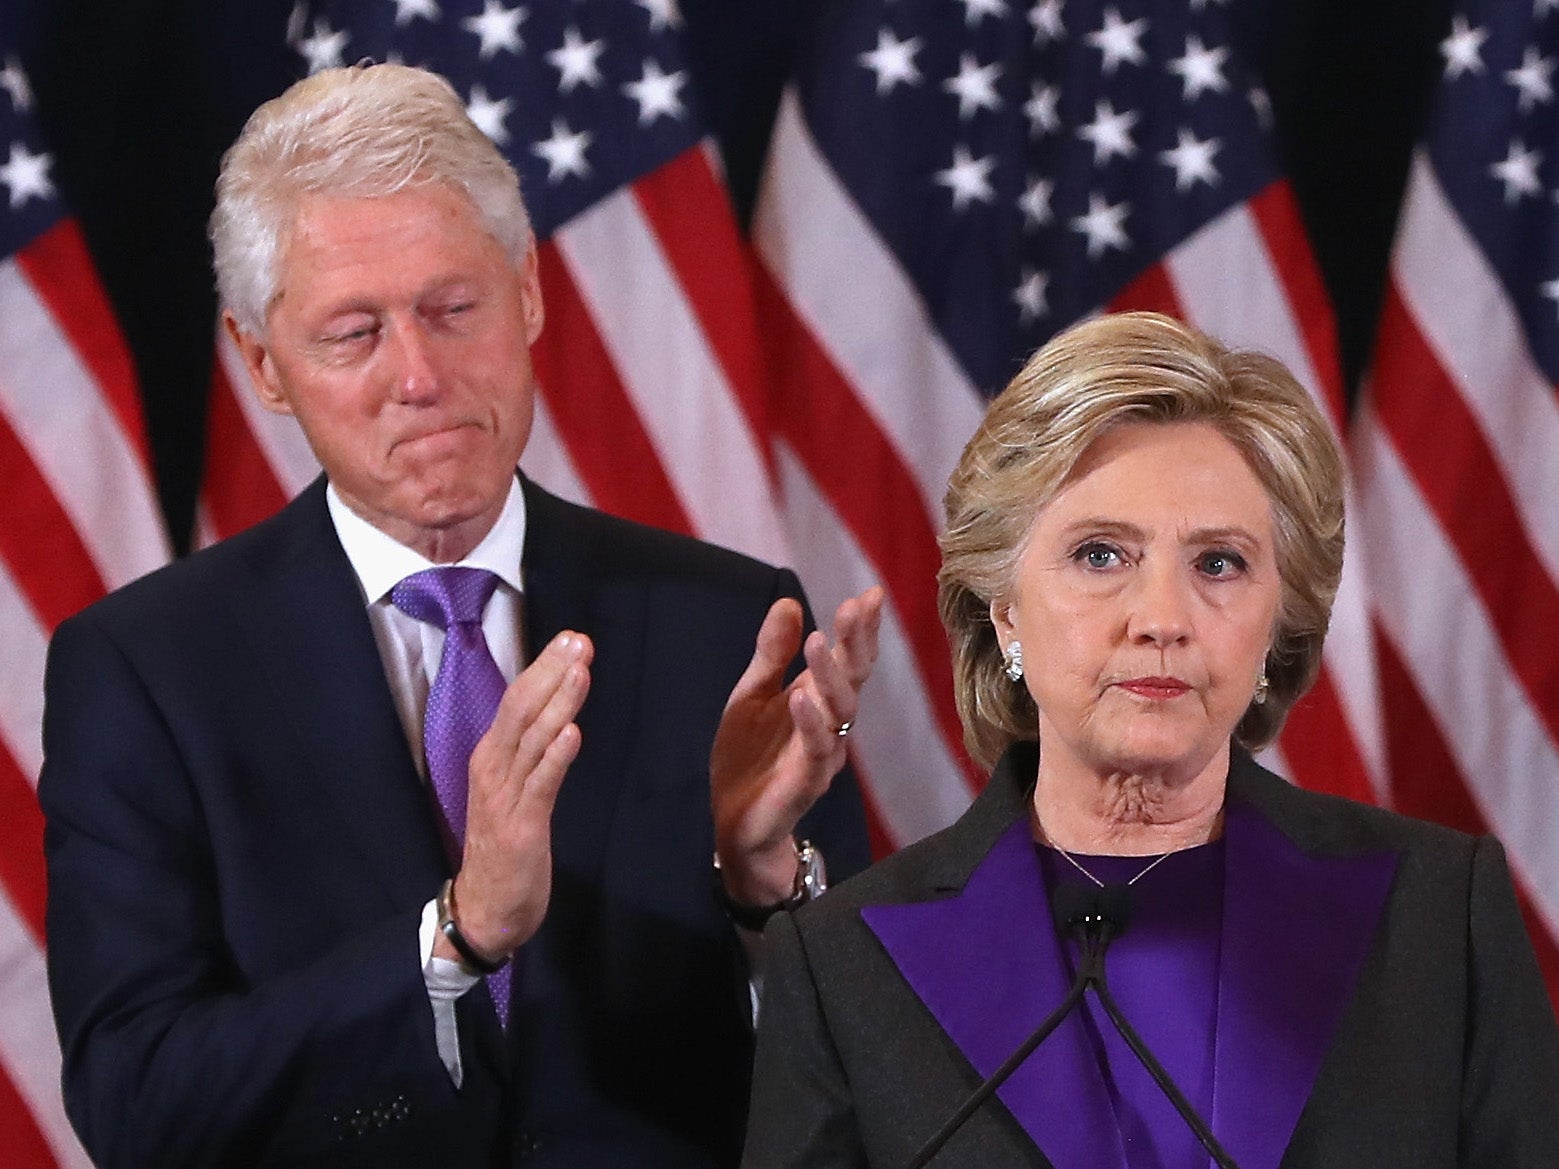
[509,662,590,792]
[727,598,803,708]
[800,585,885,728]
[482,631,593,757]
[519,720,582,813]
[833,586,885,686]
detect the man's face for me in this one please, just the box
[229,184,544,559]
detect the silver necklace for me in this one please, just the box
[1051,842,1173,888]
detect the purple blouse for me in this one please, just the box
[1037,842,1226,1169]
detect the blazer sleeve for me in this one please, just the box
[40,611,462,1169]
[742,911,868,1169]
[1460,834,1559,1166]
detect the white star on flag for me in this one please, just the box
[1028,0,1065,46]
[934,144,998,210]
[547,27,606,93]
[1248,85,1273,129]
[1489,138,1543,203]
[634,0,682,32]
[1077,98,1138,165]
[958,0,1009,27]
[1024,81,1061,137]
[462,0,527,60]
[1070,191,1131,257]
[1018,175,1054,228]
[296,18,349,73]
[859,29,923,95]
[942,53,1003,120]
[465,84,514,143]
[533,117,592,181]
[1086,8,1149,75]
[0,140,53,208]
[1012,267,1049,322]
[1439,15,1488,79]
[392,0,440,26]
[1,56,31,110]
[622,59,687,124]
[1169,36,1230,101]
[1505,45,1556,111]
[1159,127,1221,190]
[1541,275,1559,319]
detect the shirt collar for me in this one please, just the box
[326,476,528,605]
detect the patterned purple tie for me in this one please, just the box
[391,566,512,1024]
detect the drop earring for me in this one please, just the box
[1003,642,1025,682]
[1253,668,1270,705]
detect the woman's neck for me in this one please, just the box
[1031,749,1229,856]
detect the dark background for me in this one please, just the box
[9,0,1455,551]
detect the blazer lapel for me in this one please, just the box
[1212,759,1398,1169]
[859,746,1400,1169]
[228,480,447,910]
[861,748,1126,1169]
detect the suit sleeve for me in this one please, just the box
[39,612,462,1169]
[742,911,868,1169]
[1458,835,1559,1166]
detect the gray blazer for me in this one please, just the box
[744,743,1559,1169]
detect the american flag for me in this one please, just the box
[0,48,168,1169]
[1356,0,1559,997]
[754,0,1382,849]
[200,0,793,579]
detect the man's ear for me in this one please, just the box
[223,311,293,417]
[518,243,544,345]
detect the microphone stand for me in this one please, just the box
[904,885,1242,1169]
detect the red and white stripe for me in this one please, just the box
[1355,152,1559,993]
[0,219,168,1168]
[754,89,1382,849]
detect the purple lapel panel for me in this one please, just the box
[1213,801,1398,1169]
[862,822,1127,1169]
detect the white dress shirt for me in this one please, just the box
[327,478,528,1085]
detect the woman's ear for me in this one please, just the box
[989,598,1015,643]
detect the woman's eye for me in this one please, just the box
[1075,543,1121,570]
[1197,550,1246,578]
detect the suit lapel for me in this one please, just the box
[861,750,1126,1169]
[1212,762,1398,1169]
[228,480,447,910]
[519,478,645,885]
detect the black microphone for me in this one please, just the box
[902,882,1121,1169]
[904,881,1242,1169]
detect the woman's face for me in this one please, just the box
[991,421,1283,787]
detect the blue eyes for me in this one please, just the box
[1076,542,1121,569]
[1196,550,1247,578]
[1070,542,1247,578]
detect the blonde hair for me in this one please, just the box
[938,312,1346,769]
[211,63,531,334]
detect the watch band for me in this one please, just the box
[436,878,508,976]
[714,840,828,931]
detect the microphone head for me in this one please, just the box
[1050,882,1132,940]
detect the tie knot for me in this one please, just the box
[391,566,501,629]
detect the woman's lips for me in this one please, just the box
[1117,676,1192,699]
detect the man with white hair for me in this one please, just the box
[40,64,878,1169]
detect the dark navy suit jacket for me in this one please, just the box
[40,474,870,1169]
[744,743,1559,1169]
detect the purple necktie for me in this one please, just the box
[391,566,512,1024]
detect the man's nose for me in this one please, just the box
[387,319,442,402]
